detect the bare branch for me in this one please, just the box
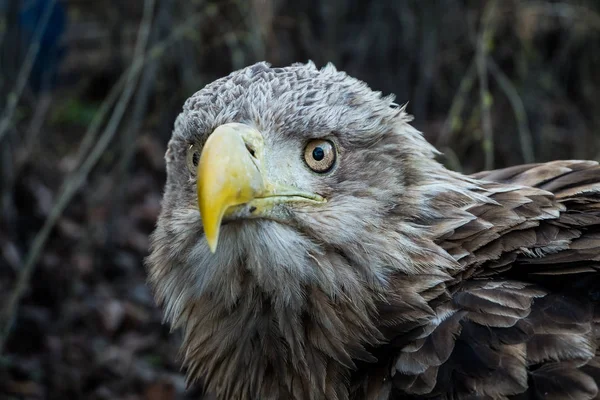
[0,0,156,354]
[488,58,535,164]
[477,0,497,170]
[436,58,477,148]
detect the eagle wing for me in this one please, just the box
[377,160,600,399]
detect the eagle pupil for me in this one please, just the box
[312,147,325,161]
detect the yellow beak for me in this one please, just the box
[197,123,324,253]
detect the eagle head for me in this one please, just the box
[146,62,475,399]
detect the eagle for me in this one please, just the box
[146,62,600,400]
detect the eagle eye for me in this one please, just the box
[186,144,201,173]
[304,139,336,173]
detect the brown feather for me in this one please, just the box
[146,64,600,400]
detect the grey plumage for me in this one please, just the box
[146,62,600,399]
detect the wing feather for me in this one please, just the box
[380,160,600,399]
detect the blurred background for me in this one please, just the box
[0,0,599,398]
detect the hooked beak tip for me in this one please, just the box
[197,123,264,253]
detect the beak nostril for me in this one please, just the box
[246,143,256,158]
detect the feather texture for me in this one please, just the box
[146,63,600,400]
